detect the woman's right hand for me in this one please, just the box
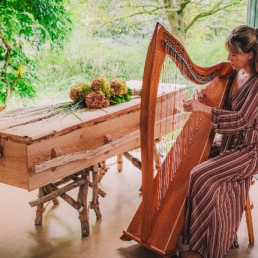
[193,88,205,101]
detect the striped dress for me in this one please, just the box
[182,71,258,258]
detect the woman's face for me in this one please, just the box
[227,51,253,71]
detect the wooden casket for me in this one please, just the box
[0,81,188,191]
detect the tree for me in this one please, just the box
[0,0,72,111]
[85,0,246,44]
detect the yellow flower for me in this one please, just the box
[18,65,26,77]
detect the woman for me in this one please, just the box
[180,25,258,258]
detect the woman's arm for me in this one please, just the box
[183,78,258,134]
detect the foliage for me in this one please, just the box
[3,0,250,110]
[0,0,72,110]
[80,0,246,44]
[76,0,165,39]
[186,0,247,39]
[186,35,228,67]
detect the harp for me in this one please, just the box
[120,23,232,256]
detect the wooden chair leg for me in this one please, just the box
[245,193,254,245]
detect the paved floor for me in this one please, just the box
[0,153,257,258]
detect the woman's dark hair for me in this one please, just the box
[225,25,258,73]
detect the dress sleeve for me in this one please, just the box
[211,78,258,134]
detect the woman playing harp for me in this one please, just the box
[180,25,258,258]
[121,21,234,257]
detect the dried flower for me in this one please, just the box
[110,78,128,96]
[69,82,91,102]
[85,91,110,109]
[90,76,111,99]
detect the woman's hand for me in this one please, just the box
[182,99,212,117]
[193,88,207,101]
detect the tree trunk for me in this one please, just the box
[166,11,186,45]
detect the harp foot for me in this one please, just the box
[120,233,132,241]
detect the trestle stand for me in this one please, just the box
[30,165,106,237]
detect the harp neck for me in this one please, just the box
[155,22,232,84]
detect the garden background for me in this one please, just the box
[0,0,249,110]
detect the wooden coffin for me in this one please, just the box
[0,81,188,191]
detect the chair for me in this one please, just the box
[245,178,256,245]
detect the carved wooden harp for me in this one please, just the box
[121,23,232,256]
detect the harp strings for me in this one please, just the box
[155,36,206,210]
[155,44,185,209]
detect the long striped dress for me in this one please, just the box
[182,71,258,258]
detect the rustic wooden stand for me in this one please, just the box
[29,165,105,236]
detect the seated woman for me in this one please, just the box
[180,25,258,258]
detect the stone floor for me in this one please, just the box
[0,153,257,258]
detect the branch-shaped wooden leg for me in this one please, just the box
[35,187,46,226]
[90,164,102,220]
[45,184,81,210]
[123,152,141,170]
[51,198,60,205]
[98,161,109,183]
[44,187,59,206]
[29,179,87,207]
[117,154,123,172]
[77,169,90,237]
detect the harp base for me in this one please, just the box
[121,230,177,257]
